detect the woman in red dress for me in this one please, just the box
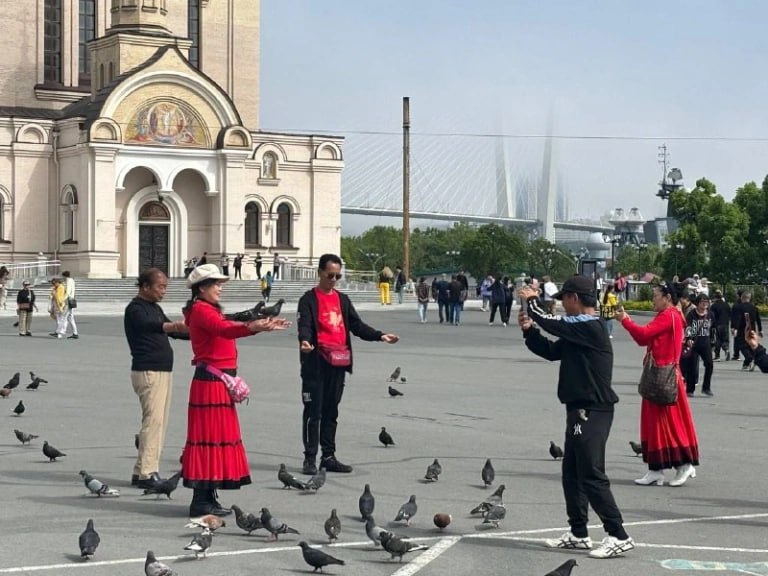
[182,264,290,517]
[616,282,700,487]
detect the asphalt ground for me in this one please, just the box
[0,304,767,576]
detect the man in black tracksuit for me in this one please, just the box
[684,294,714,396]
[733,291,762,370]
[297,254,399,475]
[518,275,633,559]
[730,290,744,361]
[709,289,731,361]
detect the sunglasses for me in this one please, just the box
[325,273,343,280]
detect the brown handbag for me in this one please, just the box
[638,312,680,405]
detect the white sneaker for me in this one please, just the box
[588,536,635,558]
[669,464,696,487]
[544,531,592,550]
[634,470,664,486]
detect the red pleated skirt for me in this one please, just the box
[181,372,251,490]
[640,372,700,471]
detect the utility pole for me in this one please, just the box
[402,97,411,281]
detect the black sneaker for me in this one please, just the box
[302,458,318,476]
[131,474,139,486]
[136,472,162,490]
[321,456,353,473]
[67,334,79,339]
[702,390,714,397]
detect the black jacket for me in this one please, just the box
[753,345,768,372]
[523,297,618,412]
[710,299,730,327]
[297,288,383,376]
[734,302,762,334]
[16,288,36,307]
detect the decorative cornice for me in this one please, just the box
[11,143,52,158]
[34,86,90,103]
[258,178,280,186]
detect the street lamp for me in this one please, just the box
[673,243,684,277]
[358,249,386,273]
[445,250,460,268]
[602,233,621,278]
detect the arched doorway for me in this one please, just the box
[138,201,170,274]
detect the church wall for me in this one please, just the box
[173,169,208,261]
[12,151,51,257]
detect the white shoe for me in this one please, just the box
[544,531,592,550]
[588,536,635,558]
[669,464,696,487]
[634,470,664,486]
[503,322,507,327]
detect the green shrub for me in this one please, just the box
[636,285,653,301]
[621,300,655,311]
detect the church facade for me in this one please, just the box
[0,0,343,278]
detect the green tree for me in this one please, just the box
[526,238,577,281]
[460,224,527,280]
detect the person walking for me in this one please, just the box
[124,268,189,489]
[435,273,450,324]
[502,276,514,324]
[378,266,392,305]
[601,285,618,339]
[615,282,699,487]
[198,252,208,266]
[488,276,507,326]
[272,252,281,280]
[254,252,263,279]
[220,253,230,277]
[394,266,406,305]
[48,278,67,339]
[733,291,762,371]
[614,273,627,302]
[0,265,8,310]
[480,275,493,312]
[298,254,399,475]
[182,264,290,517]
[61,270,79,339]
[710,289,731,361]
[730,289,744,362]
[683,293,715,396]
[542,275,558,314]
[448,274,463,325]
[261,270,273,303]
[233,253,243,280]
[416,277,430,323]
[16,280,37,336]
[518,276,634,559]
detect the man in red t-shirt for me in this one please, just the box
[297,254,399,474]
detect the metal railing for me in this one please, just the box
[0,258,60,288]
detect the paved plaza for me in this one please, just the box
[1,305,767,575]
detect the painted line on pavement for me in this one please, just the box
[388,537,461,576]
[502,536,768,555]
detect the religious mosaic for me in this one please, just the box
[125,100,208,147]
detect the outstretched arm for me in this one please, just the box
[619,310,673,346]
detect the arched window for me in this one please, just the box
[188,0,201,68]
[276,202,292,247]
[44,0,62,84]
[61,185,78,243]
[79,0,96,85]
[244,202,261,247]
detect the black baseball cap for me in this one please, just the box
[552,276,596,300]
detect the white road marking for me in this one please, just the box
[502,537,768,555]
[388,537,461,576]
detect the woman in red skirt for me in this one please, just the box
[182,264,290,517]
[616,282,700,487]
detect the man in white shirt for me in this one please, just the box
[542,275,558,315]
[61,270,79,339]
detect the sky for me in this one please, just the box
[260,1,768,234]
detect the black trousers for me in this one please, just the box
[234,266,242,279]
[733,331,741,360]
[736,331,754,367]
[713,325,729,358]
[438,301,451,323]
[255,263,262,279]
[489,302,506,324]
[302,360,346,460]
[562,409,625,538]
[684,343,713,393]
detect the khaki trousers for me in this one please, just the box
[131,371,173,478]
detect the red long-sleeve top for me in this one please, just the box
[621,306,685,364]
[184,300,252,370]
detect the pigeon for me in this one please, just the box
[545,559,578,576]
[78,519,100,560]
[388,385,404,397]
[183,528,212,559]
[298,541,345,572]
[470,484,505,515]
[224,301,265,322]
[359,484,375,520]
[629,440,643,456]
[388,367,401,381]
[134,434,140,450]
[278,463,307,490]
[425,458,442,481]
[13,400,24,416]
[4,372,20,390]
[29,372,48,384]
[549,441,564,460]
[0,387,11,398]
[80,470,120,497]
[185,515,226,532]
[394,495,418,526]
[142,471,181,499]
[14,429,38,444]
[260,298,285,317]
[380,531,428,562]
[260,507,300,542]
[379,426,395,447]
[400,376,407,383]
[232,504,263,535]
[365,516,390,547]
[145,550,177,576]
[482,504,507,527]
[324,508,341,542]
[481,458,495,487]
[305,467,326,492]
[43,440,65,462]
[26,377,43,391]
[433,513,452,530]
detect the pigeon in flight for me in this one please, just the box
[629,440,643,456]
[481,458,495,487]
[43,440,65,462]
[365,516,390,547]
[380,531,428,561]
[424,458,442,482]
[185,515,226,532]
[388,385,404,397]
[549,441,564,460]
[388,367,401,381]
[394,495,418,526]
[304,467,326,492]
[433,513,452,530]
[26,377,44,391]
[471,484,505,515]
[80,470,120,497]
[13,400,24,416]
[29,372,48,384]
[232,505,263,535]
[379,426,395,447]
[14,429,38,445]
[260,298,285,317]
[278,463,307,490]
[144,550,176,576]
[78,519,100,560]
[298,541,345,572]
[260,507,300,542]
[545,559,578,576]
[142,471,181,499]
[183,529,212,559]
[482,504,507,527]
[4,372,20,390]
[359,484,375,520]
[324,508,341,542]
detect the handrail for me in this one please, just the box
[0,259,60,288]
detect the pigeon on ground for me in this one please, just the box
[78,519,100,560]
[388,367,401,381]
[80,470,120,497]
[0,387,11,398]
[359,484,375,520]
[26,377,43,391]
[482,504,507,527]
[549,441,564,460]
[305,467,326,492]
[380,531,428,562]
[424,458,442,482]
[278,463,307,490]
[145,550,176,576]
[629,440,643,456]
[185,515,226,532]
[433,513,452,530]
[13,400,24,416]
[142,471,181,499]
[470,484,505,515]
[394,495,418,526]
[379,426,395,447]
[545,559,578,576]
[324,508,341,542]
[481,458,495,487]
[224,301,266,322]
[43,440,65,462]
[365,516,390,547]
[29,372,48,384]
[4,372,20,390]
[183,529,212,559]
[134,434,140,450]
[400,376,407,383]
[14,429,38,445]
[388,385,404,397]
[298,541,345,572]
[260,507,300,542]
[260,298,285,317]
[232,505,263,535]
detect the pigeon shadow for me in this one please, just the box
[21,494,188,518]
[61,553,86,563]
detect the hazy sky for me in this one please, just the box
[260,1,768,233]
